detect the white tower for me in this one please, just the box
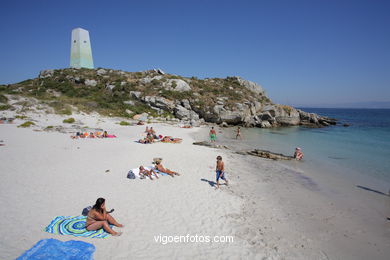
[70,28,94,69]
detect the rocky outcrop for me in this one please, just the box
[297,110,336,127]
[235,76,265,95]
[238,149,294,160]
[193,141,229,149]
[10,68,336,129]
[39,70,54,79]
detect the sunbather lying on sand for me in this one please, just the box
[161,136,182,143]
[139,166,159,180]
[154,160,180,177]
[86,198,123,236]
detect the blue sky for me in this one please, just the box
[0,0,389,106]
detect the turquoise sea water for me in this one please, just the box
[237,108,390,186]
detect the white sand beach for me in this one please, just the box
[1,110,389,259]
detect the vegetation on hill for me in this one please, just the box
[0,68,270,120]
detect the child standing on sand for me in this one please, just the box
[210,127,217,143]
[216,156,228,189]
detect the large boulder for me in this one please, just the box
[130,91,142,99]
[235,77,265,95]
[140,75,163,84]
[154,96,175,111]
[219,110,243,124]
[260,121,272,128]
[262,105,277,117]
[39,69,54,78]
[85,79,97,87]
[273,105,300,126]
[174,105,199,120]
[164,79,191,92]
[96,69,107,76]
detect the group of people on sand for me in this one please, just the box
[0,117,14,124]
[86,154,223,236]
[71,130,112,139]
[138,158,181,180]
[139,126,159,143]
[84,124,304,236]
[85,158,182,237]
[139,126,182,144]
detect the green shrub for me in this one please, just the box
[49,101,72,115]
[46,125,54,129]
[0,104,11,111]
[171,81,177,89]
[119,121,130,126]
[0,94,7,103]
[15,115,28,119]
[18,121,35,128]
[281,105,293,114]
[63,117,75,124]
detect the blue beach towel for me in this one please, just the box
[17,238,95,260]
[153,168,169,176]
[45,216,112,238]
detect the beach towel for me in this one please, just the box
[45,216,112,238]
[153,168,169,176]
[106,134,116,138]
[17,238,95,260]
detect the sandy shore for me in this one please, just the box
[1,110,389,259]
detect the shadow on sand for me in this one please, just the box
[201,178,217,187]
[356,185,390,197]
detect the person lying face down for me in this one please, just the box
[139,165,159,180]
[154,160,180,177]
[85,198,123,236]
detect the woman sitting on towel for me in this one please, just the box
[86,198,123,236]
[139,165,159,180]
[154,159,180,177]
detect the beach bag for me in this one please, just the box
[82,206,92,216]
[127,170,136,179]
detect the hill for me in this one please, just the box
[0,68,335,127]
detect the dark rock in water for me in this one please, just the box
[241,149,294,160]
[192,141,229,149]
[343,123,350,127]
